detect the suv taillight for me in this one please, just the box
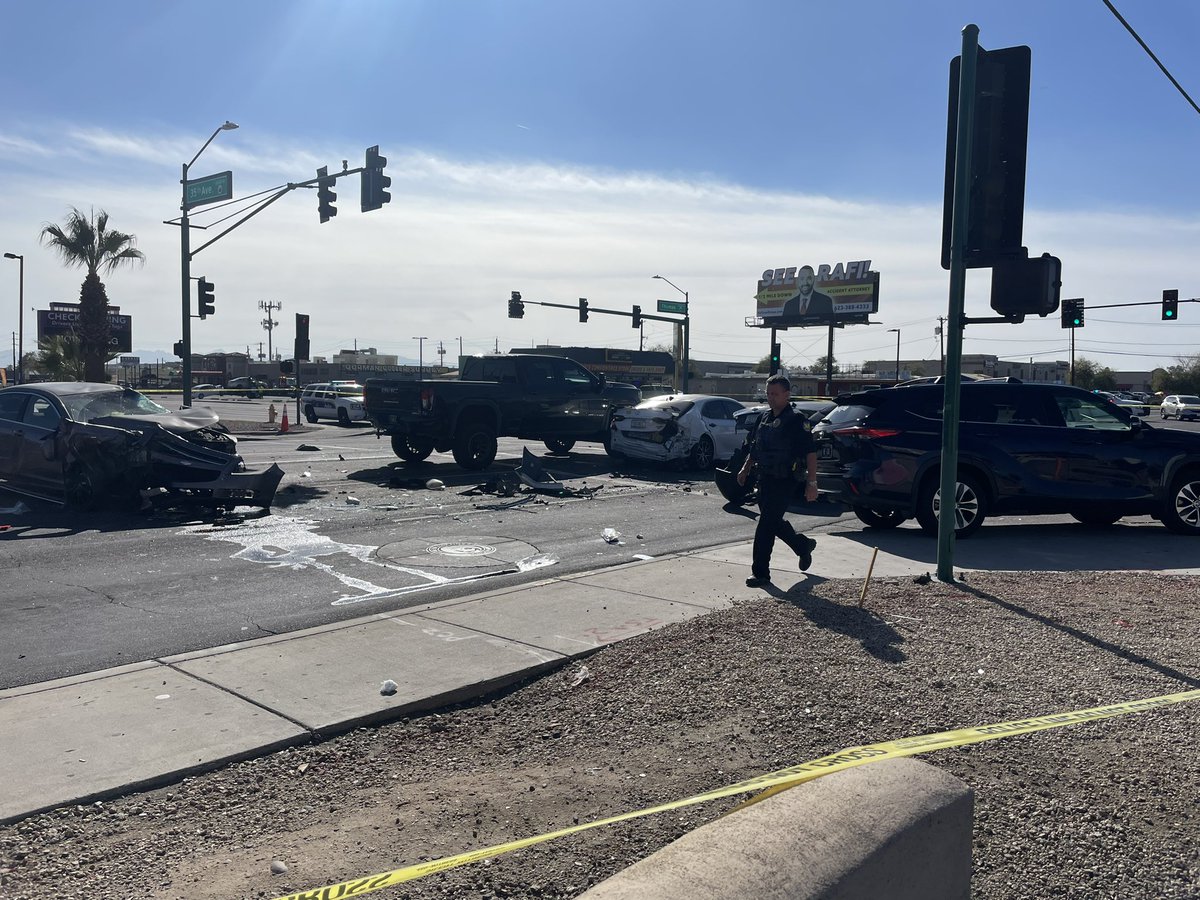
[830,425,901,439]
[420,389,434,412]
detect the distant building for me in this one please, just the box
[332,347,398,366]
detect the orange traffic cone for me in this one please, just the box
[280,407,289,434]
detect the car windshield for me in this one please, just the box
[60,389,171,423]
[633,398,694,415]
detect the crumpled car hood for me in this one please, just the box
[88,409,224,436]
[59,418,279,509]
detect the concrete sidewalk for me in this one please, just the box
[3,521,1197,825]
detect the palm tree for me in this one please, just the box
[39,208,145,382]
[33,335,86,381]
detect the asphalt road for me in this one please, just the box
[4,401,1199,691]
[0,422,843,691]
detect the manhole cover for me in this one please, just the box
[425,542,496,557]
[376,535,539,570]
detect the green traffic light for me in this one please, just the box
[1166,309,1175,318]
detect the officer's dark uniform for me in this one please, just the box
[745,404,817,580]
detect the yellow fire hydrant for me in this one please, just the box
[268,403,277,424]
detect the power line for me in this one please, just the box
[1102,0,1200,116]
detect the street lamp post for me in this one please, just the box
[412,336,427,381]
[888,328,901,384]
[3,253,22,383]
[651,275,690,392]
[180,121,238,407]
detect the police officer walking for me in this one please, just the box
[737,373,819,586]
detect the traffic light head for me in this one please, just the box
[508,290,524,319]
[1163,289,1179,321]
[197,277,215,319]
[1061,297,1084,329]
[770,342,782,373]
[173,341,185,358]
[295,313,311,361]
[317,166,337,223]
[361,145,391,212]
[578,298,589,323]
[631,305,641,329]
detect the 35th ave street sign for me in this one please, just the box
[656,299,688,314]
[185,171,233,209]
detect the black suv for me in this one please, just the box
[813,382,1200,537]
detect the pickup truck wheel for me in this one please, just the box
[544,438,575,454]
[337,408,351,427]
[452,421,498,470]
[853,507,906,529]
[304,405,318,423]
[391,434,434,462]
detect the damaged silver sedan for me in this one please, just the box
[607,394,744,469]
[0,383,283,510]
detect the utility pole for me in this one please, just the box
[259,300,282,363]
[437,340,446,370]
[257,341,264,361]
[936,316,946,373]
[413,336,427,381]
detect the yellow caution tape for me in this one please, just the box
[272,686,1200,900]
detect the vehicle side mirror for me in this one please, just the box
[596,373,606,392]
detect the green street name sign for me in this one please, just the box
[656,299,688,314]
[185,171,233,209]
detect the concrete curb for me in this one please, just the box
[577,758,974,900]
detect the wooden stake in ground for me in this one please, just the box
[859,547,880,607]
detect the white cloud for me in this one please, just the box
[2,125,1197,373]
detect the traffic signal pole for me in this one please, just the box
[938,23,980,583]
[180,161,193,407]
[169,144,387,408]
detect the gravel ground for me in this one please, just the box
[2,571,1198,899]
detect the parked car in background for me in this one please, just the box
[194,378,265,400]
[1160,395,1200,421]
[813,382,1200,537]
[0,382,282,509]
[608,394,745,469]
[1102,393,1154,417]
[300,383,367,426]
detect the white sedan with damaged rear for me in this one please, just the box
[0,382,283,510]
[608,395,745,468]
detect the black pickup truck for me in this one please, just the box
[364,354,641,469]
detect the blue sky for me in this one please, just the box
[2,0,1198,375]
